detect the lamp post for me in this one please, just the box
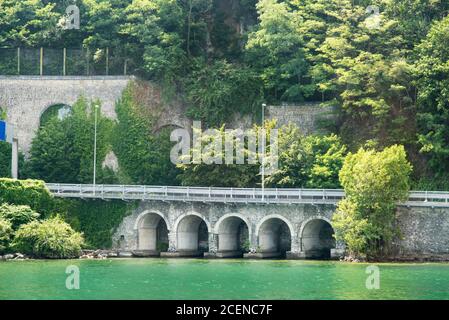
[0,120,18,178]
[11,138,18,179]
[93,105,99,193]
[261,103,266,202]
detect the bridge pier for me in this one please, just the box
[330,241,346,259]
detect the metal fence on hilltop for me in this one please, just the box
[0,47,141,76]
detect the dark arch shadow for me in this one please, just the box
[40,103,72,127]
[176,215,209,255]
[257,218,292,258]
[301,219,335,259]
[216,215,250,258]
[133,212,169,257]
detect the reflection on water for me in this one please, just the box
[0,258,448,300]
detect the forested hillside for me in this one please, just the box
[1,0,449,189]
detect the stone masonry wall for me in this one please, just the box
[112,200,336,254]
[0,76,132,154]
[395,206,449,257]
[0,75,335,155]
[267,102,336,135]
[113,200,449,259]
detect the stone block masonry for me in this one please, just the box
[0,76,132,154]
[0,76,337,155]
[113,200,343,259]
[112,200,449,260]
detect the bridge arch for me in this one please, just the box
[256,214,294,257]
[174,212,210,252]
[134,210,170,252]
[39,103,72,127]
[300,216,335,259]
[153,123,185,134]
[214,213,251,253]
[255,214,294,238]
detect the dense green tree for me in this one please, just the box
[120,0,186,79]
[178,121,347,188]
[0,0,60,46]
[415,15,449,181]
[0,217,12,253]
[185,59,262,126]
[26,97,115,184]
[0,203,40,230]
[0,142,11,177]
[0,179,55,216]
[246,0,310,102]
[177,121,276,187]
[332,145,412,259]
[382,0,449,49]
[266,125,347,188]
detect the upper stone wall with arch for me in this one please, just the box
[0,76,132,154]
[0,76,193,155]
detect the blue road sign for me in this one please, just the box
[0,120,6,142]
[0,120,13,143]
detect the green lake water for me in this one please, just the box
[1,258,449,300]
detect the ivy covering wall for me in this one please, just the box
[0,178,55,217]
[112,81,180,185]
[61,199,136,249]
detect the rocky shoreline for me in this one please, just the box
[0,253,29,260]
[340,254,449,263]
[0,250,131,261]
[78,249,132,259]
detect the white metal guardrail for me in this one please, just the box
[45,184,449,207]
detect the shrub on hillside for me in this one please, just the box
[0,203,40,230]
[12,216,84,258]
[0,218,13,254]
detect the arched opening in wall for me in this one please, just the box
[301,219,335,259]
[258,218,291,258]
[136,212,169,254]
[40,104,72,127]
[177,215,209,254]
[216,216,250,257]
[153,123,184,135]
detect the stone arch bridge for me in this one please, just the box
[47,184,449,260]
